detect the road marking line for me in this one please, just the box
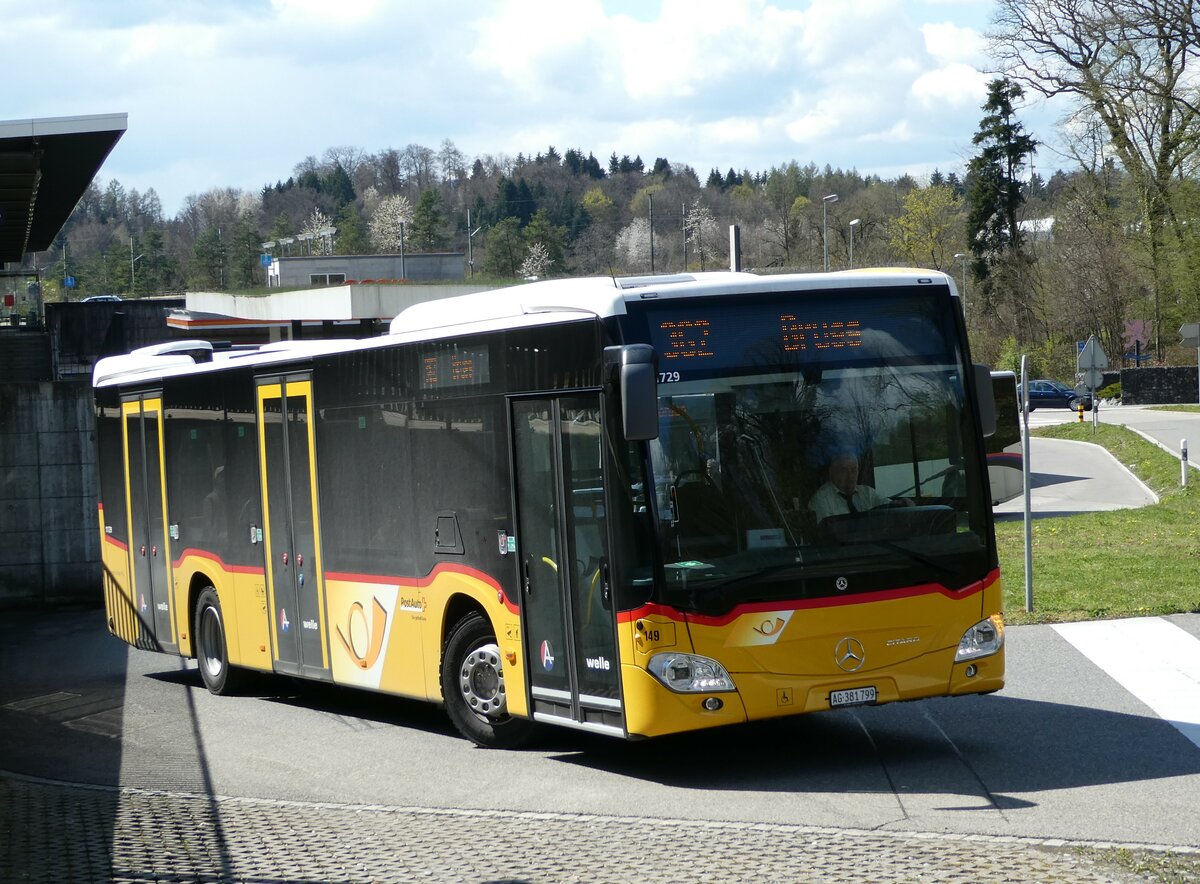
[1053,617,1200,750]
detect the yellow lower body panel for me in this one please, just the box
[621,665,747,739]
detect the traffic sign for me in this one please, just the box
[1077,334,1108,373]
[1081,369,1104,389]
[1180,322,1200,348]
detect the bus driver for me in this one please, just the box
[809,451,892,522]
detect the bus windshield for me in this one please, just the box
[627,285,991,613]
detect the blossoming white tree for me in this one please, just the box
[369,195,414,253]
[614,218,652,271]
[518,241,552,279]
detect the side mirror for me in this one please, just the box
[974,363,996,437]
[605,344,659,441]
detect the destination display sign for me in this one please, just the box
[419,346,490,389]
[655,311,864,364]
[632,287,951,379]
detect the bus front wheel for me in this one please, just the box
[442,611,534,749]
[194,586,246,695]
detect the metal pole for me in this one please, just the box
[1021,354,1033,613]
[822,194,838,271]
[682,203,687,272]
[649,194,655,274]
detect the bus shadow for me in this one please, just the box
[544,693,1200,797]
[147,665,461,738]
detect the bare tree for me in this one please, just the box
[400,143,436,190]
[989,0,1200,355]
[438,139,468,184]
[323,145,368,182]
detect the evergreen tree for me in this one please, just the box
[523,209,568,273]
[966,78,1038,275]
[322,162,356,208]
[965,78,1039,342]
[410,189,447,249]
[335,202,371,255]
[482,217,525,277]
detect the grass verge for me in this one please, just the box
[996,422,1200,624]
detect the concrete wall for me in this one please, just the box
[271,253,466,287]
[0,380,98,606]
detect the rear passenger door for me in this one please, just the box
[122,394,176,652]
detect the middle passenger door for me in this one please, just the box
[256,375,331,680]
[512,395,624,737]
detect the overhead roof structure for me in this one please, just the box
[0,113,128,264]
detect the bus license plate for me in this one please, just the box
[830,686,876,707]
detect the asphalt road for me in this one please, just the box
[3,607,1198,852]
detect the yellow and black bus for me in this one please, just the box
[94,270,1003,748]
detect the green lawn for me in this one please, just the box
[996,422,1200,624]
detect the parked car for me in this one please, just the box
[82,294,122,302]
[1019,379,1093,411]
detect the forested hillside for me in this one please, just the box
[22,2,1200,381]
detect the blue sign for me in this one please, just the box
[64,276,75,288]
[260,254,272,268]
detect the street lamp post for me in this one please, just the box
[954,252,969,317]
[848,218,861,269]
[822,194,839,271]
[130,236,143,295]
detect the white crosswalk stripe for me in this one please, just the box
[1053,617,1200,750]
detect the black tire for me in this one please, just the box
[194,586,247,695]
[441,611,534,749]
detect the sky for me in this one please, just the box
[5,0,1067,217]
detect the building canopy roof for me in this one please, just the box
[0,113,127,264]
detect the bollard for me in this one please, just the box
[1183,439,1189,488]
[1077,402,1084,422]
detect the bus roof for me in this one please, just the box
[93,269,954,388]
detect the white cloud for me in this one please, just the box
[0,0,1073,216]
[912,63,989,108]
[921,21,986,64]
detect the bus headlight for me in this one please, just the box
[648,653,736,693]
[955,614,1004,662]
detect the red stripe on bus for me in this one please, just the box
[171,547,265,575]
[617,568,1000,626]
[103,534,129,553]
[988,452,1023,466]
[325,562,519,614]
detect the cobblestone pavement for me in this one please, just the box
[3,774,1197,883]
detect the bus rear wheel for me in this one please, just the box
[442,611,534,749]
[194,586,246,695]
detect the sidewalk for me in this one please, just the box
[993,435,1157,520]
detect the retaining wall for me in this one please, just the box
[1119,366,1199,405]
[0,381,98,606]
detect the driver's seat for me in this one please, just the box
[674,480,737,559]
